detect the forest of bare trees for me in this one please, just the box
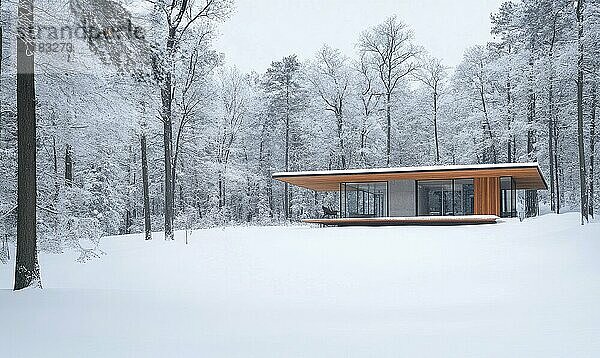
[0,0,598,289]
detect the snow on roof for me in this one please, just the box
[272,162,542,178]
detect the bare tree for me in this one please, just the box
[264,55,305,219]
[149,0,231,240]
[355,54,382,168]
[215,69,248,212]
[307,45,351,169]
[413,54,448,163]
[455,46,498,164]
[359,16,419,166]
[545,3,568,214]
[171,36,221,213]
[490,1,518,165]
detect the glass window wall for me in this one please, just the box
[454,179,475,216]
[417,179,474,216]
[341,182,388,218]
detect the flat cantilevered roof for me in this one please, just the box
[272,162,548,192]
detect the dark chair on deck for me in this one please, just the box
[322,206,339,219]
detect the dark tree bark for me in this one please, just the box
[160,36,175,240]
[576,0,588,224]
[506,59,516,164]
[141,134,152,240]
[218,171,224,209]
[554,142,561,214]
[162,109,174,239]
[553,109,561,214]
[65,144,73,186]
[589,80,597,218]
[52,136,59,201]
[385,92,391,166]
[150,43,174,239]
[14,0,41,290]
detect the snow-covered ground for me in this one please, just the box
[1,213,599,357]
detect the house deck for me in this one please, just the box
[303,215,500,227]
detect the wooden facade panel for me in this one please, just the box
[474,177,500,216]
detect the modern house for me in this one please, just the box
[272,163,547,225]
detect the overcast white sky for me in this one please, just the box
[214,0,505,73]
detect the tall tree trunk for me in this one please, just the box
[171,165,177,215]
[162,91,174,239]
[52,136,59,201]
[218,169,224,209]
[554,135,561,214]
[385,92,391,166]
[222,165,227,213]
[506,46,515,164]
[548,67,556,212]
[360,126,367,166]
[576,0,588,224]
[507,78,515,163]
[359,95,371,167]
[14,0,41,290]
[433,86,440,163]
[141,134,152,240]
[160,33,175,240]
[589,80,597,218]
[65,144,73,186]
[336,110,346,169]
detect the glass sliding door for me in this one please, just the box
[417,180,453,216]
[454,179,475,216]
[500,177,516,218]
[417,179,475,216]
[341,182,388,218]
